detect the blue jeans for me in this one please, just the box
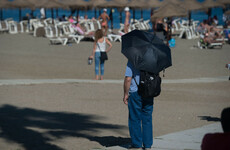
[128,92,154,148]
[95,52,104,76]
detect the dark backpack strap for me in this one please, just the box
[133,75,138,86]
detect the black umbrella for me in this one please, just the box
[121,30,172,74]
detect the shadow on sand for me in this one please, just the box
[198,116,221,122]
[0,104,129,150]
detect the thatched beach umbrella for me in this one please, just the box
[200,0,225,9]
[0,0,10,8]
[146,0,164,8]
[34,0,65,9]
[217,0,230,5]
[178,0,203,11]
[90,0,107,8]
[8,0,34,8]
[151,2,187,20]
[58,0,91,10]
[103,0,128,8]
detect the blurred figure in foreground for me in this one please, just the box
[201,107,230,150]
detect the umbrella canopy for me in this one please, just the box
[200,0,225,9]
[8,0,34,8]
[103,0,128,8]
[151,2,187,20]
[126,0,150,9]
[217,0,230,4]
[0,0,10,8]
[178,0,203,11]
[121,30,172,74]
[89,0,107,8]
[146,0,164,8]
[58,0,91,10]
[33,0,65,9]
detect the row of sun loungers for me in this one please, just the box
[0,17,152,45]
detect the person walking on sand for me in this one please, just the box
[98,8,110,36]
[123,61,154,150]
[124,7,131,34]
[89,29,112,80]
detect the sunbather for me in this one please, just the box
[72,22,94,36]
[204,27,224,44]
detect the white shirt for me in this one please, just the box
[95,38,106,52]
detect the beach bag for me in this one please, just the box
[134,71,161,98]
[100,52,108,61]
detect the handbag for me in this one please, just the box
[97,42,108,61]
[100,52,108,61]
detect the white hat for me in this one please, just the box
[103,8,107,12]
[124,7,129,11]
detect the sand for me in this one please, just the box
[0,33,230,150]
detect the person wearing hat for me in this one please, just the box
[124,7,131,33]
[98,8,110,36]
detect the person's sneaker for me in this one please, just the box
[145,148,151,150]
[128,148,142,150]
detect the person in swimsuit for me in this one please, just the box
[124,7,131,34]
[98,8,110,36]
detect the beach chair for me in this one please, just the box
[8,21,18,34]
[19,20,29,33]
[92,20,101,30]
[33,20,45,37]
[0,20,9,33]
[197,34,223,49]
[62,24,84,44]
[44,18,53,26]
[107,33,121,42]
[45,25,68,45]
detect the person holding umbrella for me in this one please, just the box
[123,61,153,150]
[122,30,172,150]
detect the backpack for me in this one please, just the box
[134,71,161,98]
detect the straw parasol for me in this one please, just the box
[146,0,164,8]
[89,0,107,9]
[0,0,10,8]
[200,0,225,9]
[103,0,128,8]
[7,0,34,8]
[126,0,150,9]
[151,2,187,20]
[58,0,91,10]
[178,0,203,11]
[31,0,65,9]
[217,0,230,5]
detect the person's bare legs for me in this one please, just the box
[104,25,108,36]
[95,75,99,80]
[124,24,129,33]
[100,76,103,80]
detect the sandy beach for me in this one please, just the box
[0,33,230,150]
